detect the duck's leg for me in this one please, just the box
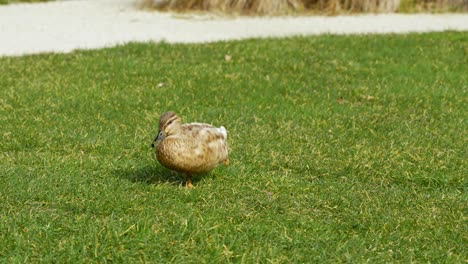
[186,174,194,189]
[224,159,230,166]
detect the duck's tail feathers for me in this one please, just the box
[219,126,228,139]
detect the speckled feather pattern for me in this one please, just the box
[155,113,229,175]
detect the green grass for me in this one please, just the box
[398,0,468,13]
[1,32,467,262]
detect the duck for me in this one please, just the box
[151,111,229,188]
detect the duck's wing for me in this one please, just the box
[183,123,229,159]
[182,123,227,141]
[182,122,214,132]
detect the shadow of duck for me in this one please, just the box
[113,165,185,186]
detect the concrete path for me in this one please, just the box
[1,0,467,56]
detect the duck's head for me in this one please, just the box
[151,111,181,148]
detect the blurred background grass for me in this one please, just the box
[141,0,468,14]
[2,0,467,13]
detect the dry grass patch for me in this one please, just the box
[141,0,304,15]
[139,0,468,14]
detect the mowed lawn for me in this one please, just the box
[0,32,466,262]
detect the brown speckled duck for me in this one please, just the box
[151,111,229,188]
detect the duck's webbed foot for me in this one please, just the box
[186,174,194,189]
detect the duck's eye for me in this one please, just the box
[154,131,164,142]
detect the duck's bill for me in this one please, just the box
[151,130,165,148]
[151,132,160,148]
